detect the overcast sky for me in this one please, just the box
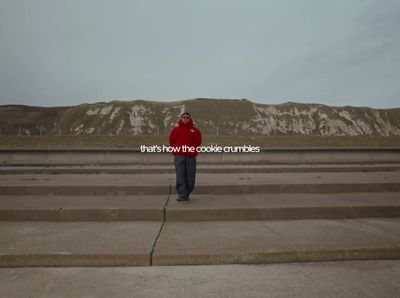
[0,0,399,108]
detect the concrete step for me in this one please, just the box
[1,193,399,221]
[1,261,400,297]
[0,195,168,221]
[1,163,400,174]
[0,173,173,195]
[173,171,400,194]
[1,148,400,165]
[0,221,162,267]
[153,218,400,265]
[0,172,399,195]
[2,218,400,267]
[166,192,400,221]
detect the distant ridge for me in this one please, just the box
[1,98,399,136]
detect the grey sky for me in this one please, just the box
[0,0,399,108]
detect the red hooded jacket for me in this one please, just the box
[169,118,202,157]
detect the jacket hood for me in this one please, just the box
[178,118,194,128]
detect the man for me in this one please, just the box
[169,112,202,202]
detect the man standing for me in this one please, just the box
[169,112,202,202]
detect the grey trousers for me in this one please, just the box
[174,154,197,199]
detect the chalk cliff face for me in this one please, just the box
[1,98,399,136]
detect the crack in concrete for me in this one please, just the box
[149,183,171,265]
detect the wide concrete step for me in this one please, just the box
[166,192,400,221]
[0,195,168,221]
[0,174,172,195]
[0,172,399,195]
[1,163,399,174]
[2,218,400,267]
[1,261,400,297]
[1,148,400,165]
[1,193,399,221]
[0,221,162,267]
[153,218,400,265]
[181,172,400,194]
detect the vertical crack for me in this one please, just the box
[149,183,171,266]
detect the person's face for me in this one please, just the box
[181,115,191,124]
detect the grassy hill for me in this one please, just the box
[1,98,399,137]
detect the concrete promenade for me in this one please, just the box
[1,261,400,298]
[0,148,399,297]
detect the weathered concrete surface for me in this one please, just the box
[174,171,400,194]
[0,221,162,267]
[0,172,399,195]
[1,155,399,270]
[166,192,400,221]
[0,173,173,186]
[1,192,399,221]
[1,148,400,165]
[190,172,400,185]
[1,163,400,174]
[0,195,167,221]
[0,173,172,195]
[153,218,400,265]
[1,261,400,298]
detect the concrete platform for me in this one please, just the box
[1,261,400,298]
[1,163,399,174]
[0,195,168,221]
[153,218,400,265]
[0,221,162,267]
[166,192,400,221]
[0,172,399,195]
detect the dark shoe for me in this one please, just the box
[177,196,190,202]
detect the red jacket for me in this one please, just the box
[169,118,202,157]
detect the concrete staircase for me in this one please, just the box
[1,160,400,267]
